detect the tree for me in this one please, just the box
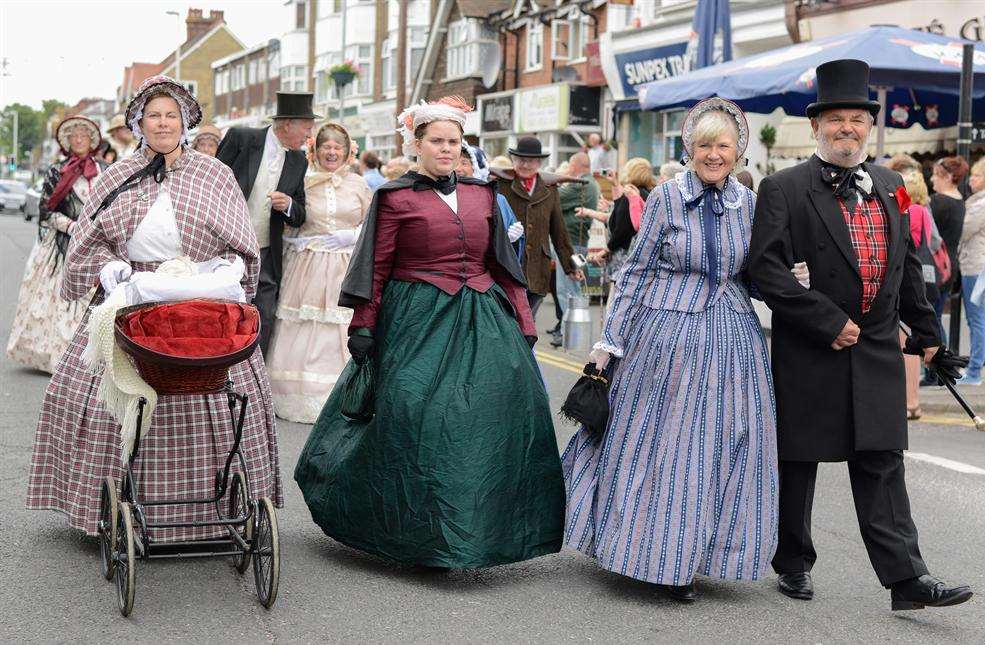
[0,103,42,165]
[756,124,776,176]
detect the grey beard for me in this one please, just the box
[815,134,868,168]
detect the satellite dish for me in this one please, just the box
[479,42,502,89]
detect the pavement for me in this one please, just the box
[2,211,984,644]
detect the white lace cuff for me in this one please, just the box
[592,340,624,358]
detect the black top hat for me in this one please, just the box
[508,136,550,158]
[272,92,321,120]
[805,59,881,119]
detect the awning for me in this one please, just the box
[772,116,956,159]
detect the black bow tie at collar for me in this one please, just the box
[408,171,457,195]
[818,158,873,208]
[685,182,725,217]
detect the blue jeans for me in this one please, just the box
[962,275,985,378]
[555,245,587,319]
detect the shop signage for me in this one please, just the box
[972,122,985,144]
[569,86,601,127]
[614,41,690,98]
[515,85,569,133]
[480,95,514,133]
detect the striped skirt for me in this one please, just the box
[562,301,778,586]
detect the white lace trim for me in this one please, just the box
[272,392,331,425]
[276,304,353,324]
[675,171,743,210]
[593,340,624,358]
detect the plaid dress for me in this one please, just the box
[26,149,283,541]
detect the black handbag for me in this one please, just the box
[339,360,375,422]
[560,363,611,433]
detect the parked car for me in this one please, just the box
[0,180,28,212]
[24,178,43,221]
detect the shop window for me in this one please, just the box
[248,60,258,85]
[367,134,395,161]
[526,22,543,71]
[268,51,281,79]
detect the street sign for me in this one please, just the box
[972,122,985,143]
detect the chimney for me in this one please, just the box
[185,7,224,42]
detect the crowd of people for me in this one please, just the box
[9,58,982,612]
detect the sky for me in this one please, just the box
[0,0,285,110]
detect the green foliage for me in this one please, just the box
[759,124,776,149]
[0,103,43,164]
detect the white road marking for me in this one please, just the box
[906,452,985,475]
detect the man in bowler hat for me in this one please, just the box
[749,59,972,610]
[495,135,583,317]
[217,92,317,355]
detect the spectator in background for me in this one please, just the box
[584,132,615,173]
[658,161,685,183]
[383,155,411,180]
[735,169,755,191]
[555,151,600,346]
[958,157,985,385]
[191,124,223,157]
[360,150,387,191]
[928,156,968,356]
[489,155,513,170]
[457,144,525,259]
[900,170,939,416]
[106,113,137,158]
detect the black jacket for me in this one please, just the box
[748,155,940,461]
[607,188,650,254]
[216,126,307,282]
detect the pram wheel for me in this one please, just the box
[98,476,118,580]
[115,502,137,617]
[251,497,280,608]
[229,471,253,574]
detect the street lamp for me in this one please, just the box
[2,109,18,176]
[166,10,182,85]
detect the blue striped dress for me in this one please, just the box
[562,171,778,586]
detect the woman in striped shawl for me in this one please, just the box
[561,98,785,603]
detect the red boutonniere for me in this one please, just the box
[895,185,911,212]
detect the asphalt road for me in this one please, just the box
[1,212,983,644]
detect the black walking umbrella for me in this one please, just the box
[900,325,983,430]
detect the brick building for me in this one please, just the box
[211,40,282,129]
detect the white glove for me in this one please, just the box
[99,261,132,293]
[323,229,359,251]
[791,262,810,289]
[588,347,611,371]
[507,221,525,243]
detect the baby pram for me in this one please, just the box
[96,299,279,616]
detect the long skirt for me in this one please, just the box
[562,302,778,585]
[267,246,352,424]
[295,281,565,568]
[26,307,283,542]
[6,233,90,374]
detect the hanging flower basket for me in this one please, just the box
[329,61,359,88]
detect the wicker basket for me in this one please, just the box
[114,300,260,395]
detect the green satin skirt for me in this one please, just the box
[294,281,565,568]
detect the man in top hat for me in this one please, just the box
[106,113,137,159]
[217,92,317,355]
[749,59,972,610]
[495,135,583,317]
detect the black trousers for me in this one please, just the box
[254,247,279,357]
[772,451,928,587]
[527,291,545,318]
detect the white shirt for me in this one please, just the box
[435,189,458,214]
[246,126,290,248]
[127,190,182,262]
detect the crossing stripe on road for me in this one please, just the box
[905,452,985,475]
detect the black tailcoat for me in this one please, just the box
[216,126,307,283]
[748,155,940,461]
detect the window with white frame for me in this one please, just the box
[214,72,223,96]
[383,30,427,91]
[281,65,308,91]
[551,14,589,62]
[343,44,372,98]
[526,22,543,71]
[367,133,395,161]
[258,57,267,82]
[381,39,392,90]
[268,51,281,78]
[248,59,258,85]
[446,19,497,80]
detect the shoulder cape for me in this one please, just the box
[339,174,527,308]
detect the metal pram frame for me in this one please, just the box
[96,381,280,617]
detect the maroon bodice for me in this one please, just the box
[349,183,535,336]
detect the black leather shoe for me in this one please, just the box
[550,331,563,348]
[546,323,561,335]
[662,583,697,603]
[778,572,814,600]
[890,575,973,611]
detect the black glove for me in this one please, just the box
[347,332,375,365]
[525,335,537,349]
[928,347,968,386]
